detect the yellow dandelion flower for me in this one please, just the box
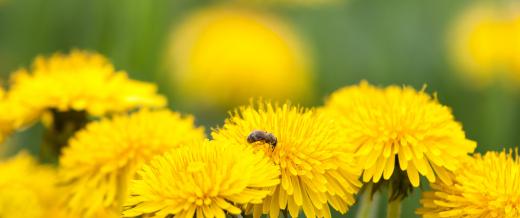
[0,87,38,144]
[324,81,476,190]
[450,3,509,85]
[8,50,166,116]
[0,88,12,143]
[234,0,343,7]
[166,7,313,108]
[417,150,520,218]
[510,12,520,81]
[449,2,520,87]
[0,151,59,218]
[123,140,280,218]
[212,102,361,218]
[59,109,205,217]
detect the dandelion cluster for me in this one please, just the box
[417,150,520,218]
[123,140,280,218]
[0,46,518,218]
[59,109,205,216]
[325,81,476,189]
[212,102,362,218]
[0,50,167,152]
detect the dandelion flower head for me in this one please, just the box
[59,109,205,216]
[167,7,313,108]
[0,88,13,143]
[0,151,58,218]
[450,2,520,86]
[510,8,520,81]
[417,149,520,218]
[234,0,344,7]
[123,139,280,218]
[8,50,166,116]
[212,102,361,218]
[324,81,476,189]
[0,87,38,144]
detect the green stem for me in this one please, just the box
[356,183,380,218]
[282,208,289,218]
[386,199,401,218]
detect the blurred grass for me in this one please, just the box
[0,0,518,217]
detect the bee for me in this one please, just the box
[247,130,277,148]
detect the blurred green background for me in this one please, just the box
[0,0,518,217]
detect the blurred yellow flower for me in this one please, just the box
[511,14,520,81]
[212,102,361,218]
[324,81,476,190]
[0,151,59,218]
[0,87,38,144]
[417,150,520,218]
[8,50,166,116]
[0,88,12,143]
[59,109,205,217]
[167,7,313,108]
[234,0,343,7]
[450,2,520,86]
[123,140,280,218]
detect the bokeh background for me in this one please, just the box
[0,0,518,217]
